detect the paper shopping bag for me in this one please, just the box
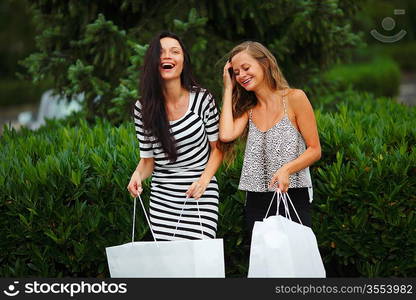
[106,238,224,278]
[106,195,225,278]
[248,190,326,278]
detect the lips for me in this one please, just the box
[240,77,252,86]
[161,62,175,70]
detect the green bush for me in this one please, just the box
[0,119,144,277]
[0,118,246,277]
[1,92,415,277]
[352,43,416,72]
[324,57,401,98]
[314,93,416,277]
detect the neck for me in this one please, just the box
[163,78,183,103]
[254,84,278,107]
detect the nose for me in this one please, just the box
[160,49,171,60]
[238,70,247,79]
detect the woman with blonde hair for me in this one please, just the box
[219,41,321,242]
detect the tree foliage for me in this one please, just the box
[21,0,362,123]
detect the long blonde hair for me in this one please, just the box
[230,41,290,118]
[220,41,290,165]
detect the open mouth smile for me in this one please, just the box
[241,77,252,86]
[161,62,175,70]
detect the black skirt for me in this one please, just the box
[244,188,312,245]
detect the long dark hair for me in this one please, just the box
[138,31,197,162]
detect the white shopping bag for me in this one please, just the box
[106,195,225,278]
[248,190,326,278]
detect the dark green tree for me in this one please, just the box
[21,0,362,123]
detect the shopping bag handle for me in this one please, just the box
[279,192,291,220]
[264,189,291,219]
[283,192,303,225]
[173,197,205,239]
[263,189,303,225]
[133,195,159,246]
[134,195,205,241]
[264,189,281,219]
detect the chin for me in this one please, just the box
[161,74,180,81]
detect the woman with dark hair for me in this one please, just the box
[127,32,223,241]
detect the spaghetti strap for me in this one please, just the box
[238,87,313,193]
[282,93,288,115]
[249,109,253,119]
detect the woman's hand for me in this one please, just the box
[223,61,234,91]
[186,179,209,200]
[127,170,143,198]
[269,167,290,193]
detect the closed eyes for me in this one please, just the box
[161,48,182,55]
[234,65,250,75]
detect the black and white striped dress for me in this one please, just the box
[133,88,220,241]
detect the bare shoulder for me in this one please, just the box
[286,88,309,104]
[285,88,312,111]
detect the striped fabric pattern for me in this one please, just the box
[133,88,220,240]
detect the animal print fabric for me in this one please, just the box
[238,94,312,192]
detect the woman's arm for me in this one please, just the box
[127,157,154,197]
[135,157,155,180]
[186,141,223,200]
[219,62,248,142]
[270,89,321,192]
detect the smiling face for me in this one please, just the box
[159,37,184,81]
[231,51,266,92]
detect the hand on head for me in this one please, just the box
[223,61,234,90]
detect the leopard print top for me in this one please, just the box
[238,94,312,192]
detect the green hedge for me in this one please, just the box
[324,57,401,98]
[0,92,415,277]
[0,118,246,277]
[0,120,141,277]
[353,43,416,72]
[314,93,416,276]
